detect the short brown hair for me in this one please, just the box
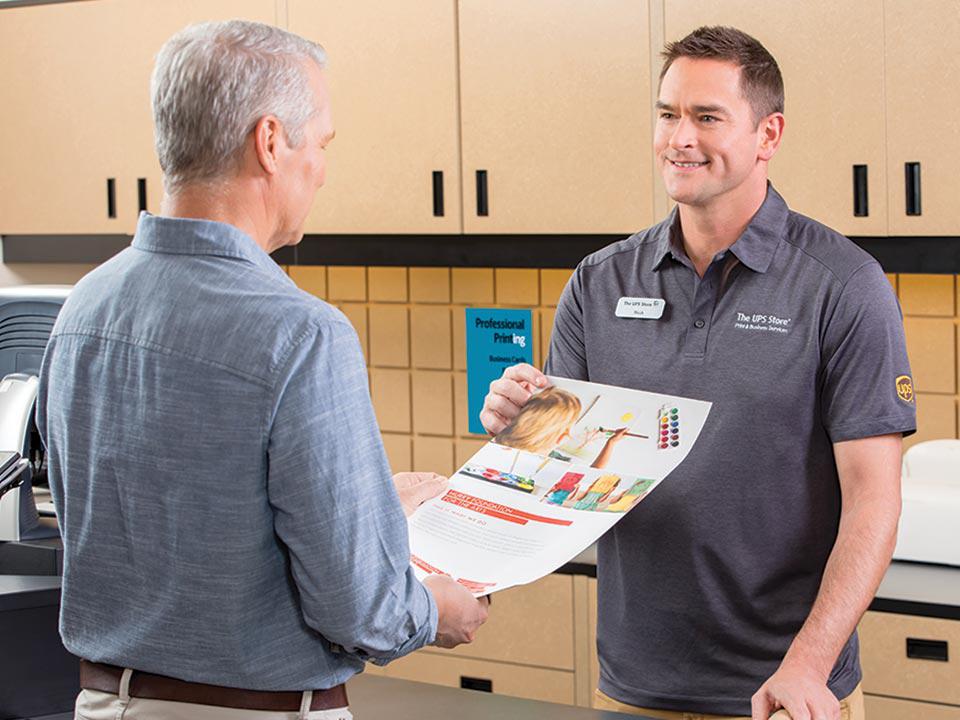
[659,26,784,124]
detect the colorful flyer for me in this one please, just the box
[465,308,534,434]
[408,376,711,595]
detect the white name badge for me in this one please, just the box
[615,297,666,319]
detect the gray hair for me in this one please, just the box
[151,20,327,192]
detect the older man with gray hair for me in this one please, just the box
[37,19,487,720]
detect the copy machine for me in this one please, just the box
[0,285,71,543]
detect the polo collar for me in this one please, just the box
[650,183,789,274]
[131,212,286,279]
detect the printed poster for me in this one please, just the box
[408,376,712,595]
[465,308,534,435]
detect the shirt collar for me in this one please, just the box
[131,212,287,279]
[650,183,789,274]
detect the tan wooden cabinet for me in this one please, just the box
[458,0,655,234]
[860,610,960,708]
[588,576,599,697]
[664,0,888,237]
[288,0,462,234]
[6,1,960,239]
[432,573,576,669]
[382,573,588,706]
[884,0,960,236]
[0,0,277,235]
[0,0,136,234]
[864,695,960,719]
[383,651,577,705]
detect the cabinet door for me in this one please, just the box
[0,0,277,235]
[885,1,960,236]
[0,1,134,234]
[431,573,575,670]
[665,1,887,237]
[458,0,654,234]
[384,652,577,705]
[289,0,461,234]
[860,610,960,706]
[865,695,960,720]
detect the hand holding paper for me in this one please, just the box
[393,472,449,517]
[479,362,549,434]
[408,376,712,595]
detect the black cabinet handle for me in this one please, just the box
[460,676,493,692]
[432,171,444,217]
[906,637,948,662]
[106,178,116,219]
[905,162,922,216]
[853,164,868,217]
[138,178,148,213]
[476,169,489,216]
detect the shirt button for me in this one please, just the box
[694,319,705,329]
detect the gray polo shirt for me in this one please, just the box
[545,185,915,715]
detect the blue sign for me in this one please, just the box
[465,308,534,435]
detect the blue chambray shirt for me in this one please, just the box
[36,213,437,691]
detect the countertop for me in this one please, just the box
[4,546,960,619]
[17,675,644,720]
[556,545,960,620]
[0,573,61,610]
[348,674,640,719]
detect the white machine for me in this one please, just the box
[0,285,71,542]
[894,439,960,567]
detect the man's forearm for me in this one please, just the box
[783,492,900,678]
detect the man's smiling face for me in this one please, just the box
[654,57,769,210]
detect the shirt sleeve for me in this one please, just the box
[266,314,437,664]
[819,262,917,443]
[544,264,589,380]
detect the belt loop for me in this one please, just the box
[118,668,134,703]
[298,690,313,720]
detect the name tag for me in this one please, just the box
[616,297,665,319]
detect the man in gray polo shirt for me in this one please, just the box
[482,26,914,720]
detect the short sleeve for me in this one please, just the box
[544,264,589,380]
[820,262,916,442]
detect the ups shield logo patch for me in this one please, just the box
[896,375,914,403]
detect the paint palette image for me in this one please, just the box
[459,465,536,493]
[657,405,681,450]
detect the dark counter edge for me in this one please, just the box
[4,234,960,273]
[553,561,960,621]
[4,565,958,621]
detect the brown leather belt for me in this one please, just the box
[80,660,348,712]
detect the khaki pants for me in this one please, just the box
[75,669,352,720]
[593,683,865,720]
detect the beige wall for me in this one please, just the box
[4,261,953,452]
[286,266,960,467]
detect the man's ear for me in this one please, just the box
[757,112,785,162]
[253,115,285,175]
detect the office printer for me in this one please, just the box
[894,439,960,567]
[0,285,71,542]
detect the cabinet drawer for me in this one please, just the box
[427,574,575,670]
[865,694,960,720]
[382,651,575,705]
[861,611,960,705]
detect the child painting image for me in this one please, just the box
[494,386,628,467]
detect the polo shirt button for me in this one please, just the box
[694,319,705,329]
